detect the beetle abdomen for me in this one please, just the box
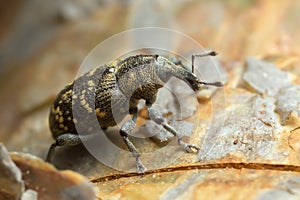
[49,83,77,138]
[49,64,129,138]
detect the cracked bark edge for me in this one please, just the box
[90,162,300,183]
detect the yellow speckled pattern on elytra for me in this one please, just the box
[49,55,168,138]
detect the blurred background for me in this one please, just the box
[0,0,299,157]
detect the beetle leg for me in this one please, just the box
[45,133,82,162]
[46,142,59,162]
[120,109,147,173]
[45,130,106,163]
[146,103,200,153]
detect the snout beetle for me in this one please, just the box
[46,51,223,172]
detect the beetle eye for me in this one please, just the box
[154,55,159,60]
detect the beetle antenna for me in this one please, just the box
[198,81,223,87]
[191,51,217,73]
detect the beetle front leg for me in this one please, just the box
[146,103,200,153]
[120,109,147,173]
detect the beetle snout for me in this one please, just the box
[185,73,200,91]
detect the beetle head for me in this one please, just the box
[154,53,223,92]
[153,55,198,91]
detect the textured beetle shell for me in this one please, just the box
[49,55,164,139]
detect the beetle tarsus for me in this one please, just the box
[120,117,147,173]
[146,103,200,154]
[136,158,147,173]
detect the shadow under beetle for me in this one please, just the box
[46,51,223,173]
